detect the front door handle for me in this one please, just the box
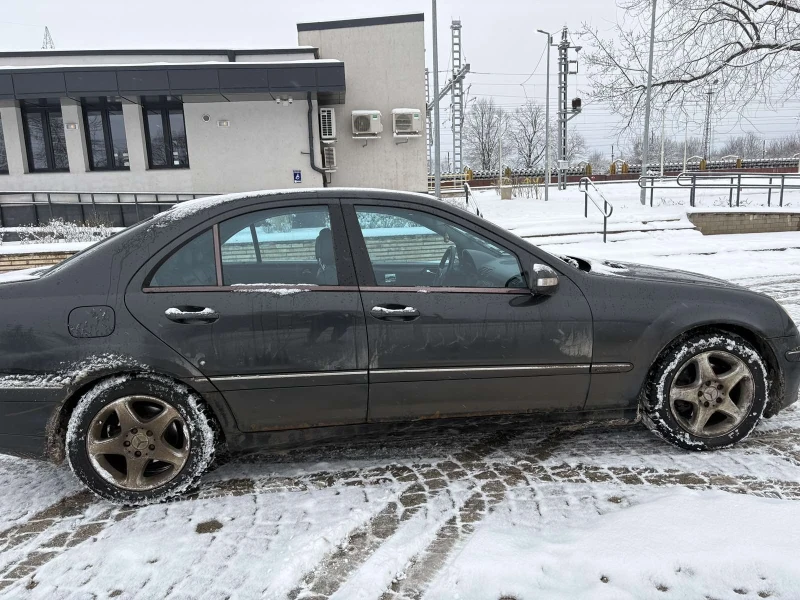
[370,305,420,321]
[165,306,220,324]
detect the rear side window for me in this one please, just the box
[218,206,337,286]
[149,230,216,287]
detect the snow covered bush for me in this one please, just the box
[17,219,115,245]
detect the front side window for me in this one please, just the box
[21,99,68,172]
[355,206,525,289]
[0,115,8,174]
[149,230,216,287]
[219,206,336,286]
[142,96,189,169]
[83,97,129,170]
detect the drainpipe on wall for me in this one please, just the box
[307,96,328,187]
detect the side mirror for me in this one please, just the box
[530,263,559,296]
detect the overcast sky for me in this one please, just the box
[2,0,798,161]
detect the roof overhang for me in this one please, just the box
[0,60,346,104]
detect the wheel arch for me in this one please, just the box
[642,322,783,416]
[45,370,227,464]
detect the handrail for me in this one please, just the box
[462,182,483,218]
[578,177,614,243]
[638,171,800,207]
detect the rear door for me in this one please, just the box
[125,200,369,432]
[341,198,593,422]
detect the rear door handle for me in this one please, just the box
[165,306,220,324]
[370,305,420,321]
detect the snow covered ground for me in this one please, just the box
[0,181,800,598]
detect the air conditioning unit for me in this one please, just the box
[322,146,337,171]
[392,108,422,137]
[351,110,383,138]
[319,107,336,140]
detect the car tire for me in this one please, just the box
[641,331,769,451]
[66,374,216,505]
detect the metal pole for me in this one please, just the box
[432,0,441,199]
[660,109,666,178]
[639,0,658,205]
[683,112,688,173]
[537,30,552,201]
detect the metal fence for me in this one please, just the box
[638,172,800,208]
[0,191,218,228]
[579,177,614,243]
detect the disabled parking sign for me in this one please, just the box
[293,170,302,184]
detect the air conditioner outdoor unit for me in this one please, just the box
[392,108,422,137]
[322,145,337,171]
[351,110,383,138]
[319,107,336,140]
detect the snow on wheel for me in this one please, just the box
[66,374,216,505]
[642,332,768,451]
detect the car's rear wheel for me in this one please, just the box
[66,375,216,505]
[642,332,768,450]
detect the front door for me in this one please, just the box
[125,201,369,432]
[342,199,593,422]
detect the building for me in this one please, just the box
[0,13,427,207]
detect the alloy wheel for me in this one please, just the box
[86,395,190,491]
[669,350,755,438]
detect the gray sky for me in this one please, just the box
[1,0,798,161]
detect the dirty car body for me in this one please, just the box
[0,188,798,465]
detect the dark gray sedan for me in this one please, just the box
[1,189,798,504]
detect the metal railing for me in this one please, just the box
[462,182,483,218]
[579,177,614,243]
[0,191,218,228]
[638,172,800,207]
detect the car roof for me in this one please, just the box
[153,187,444,227]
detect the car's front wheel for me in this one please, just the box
[642,332,768,450]
[66,375,216,505]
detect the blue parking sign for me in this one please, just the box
[293,170,302,184]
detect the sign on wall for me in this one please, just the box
[293,170,302,184]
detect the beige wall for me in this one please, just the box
[0,97,324,194]
[299,20,427,193]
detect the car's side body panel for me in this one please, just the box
[0,188,796,464]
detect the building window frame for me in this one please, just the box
[21,99,69,173]
[142,96,189,170]
[82,97,129,171]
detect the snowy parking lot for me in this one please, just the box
[2,183,800,599]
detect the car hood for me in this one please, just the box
[580,258,738,289]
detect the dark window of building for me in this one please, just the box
[142,96,189,169]
[21,99,69,173]
[0,115,8,174]
[83,97,129,170]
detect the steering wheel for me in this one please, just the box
[434,246,457,286]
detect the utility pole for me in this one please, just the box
[555,27,581,190]
[42,26,55,50]
[611,144,615,165]
[639,0,657,205]
[702,80,718,160]
[432,0,441,199]
[660,109,666,177]
[451,20,464,174]
[683,112,688,173]
[425,68,432,174]
[536,29,552,201]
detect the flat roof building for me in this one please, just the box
[0,13,427,204]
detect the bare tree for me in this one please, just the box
[581,1,800,125]
[718,131,764,159]
[549,128,588,165]
[509,100,546,169]
[623,134,706,163]
[463,98,505,171]
[766,133,800,158]
[586,148,609,170]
